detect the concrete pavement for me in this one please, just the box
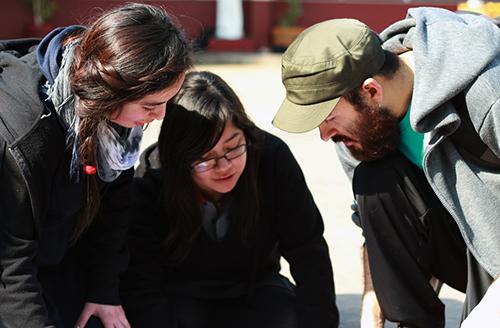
[141,51,465,327]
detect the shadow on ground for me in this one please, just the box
[337,294,463,327]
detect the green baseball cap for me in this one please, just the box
[273,18,385,133]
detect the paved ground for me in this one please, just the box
[141,51,465,327]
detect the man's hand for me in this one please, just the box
[360,245,385,328]
[75,302,130,328]
[461,278,500,328]
[360,290,385,328]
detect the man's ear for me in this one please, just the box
[360,78,383,104]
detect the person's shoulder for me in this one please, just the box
[0,42,44,144]
[260,130,289,154]
[257,130,300,177]
[0,38,40,57]
[135,142,161,179]
[132,143,163,206]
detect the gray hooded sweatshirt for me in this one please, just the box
[337,7,500,278]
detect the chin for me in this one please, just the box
[111,118,141,128]
[217,179,240,194]
[111,121,133,128]
[216,185,236,195]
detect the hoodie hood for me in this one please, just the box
[0,39,44,145]
[36,25,84,85]
[380,7,500,133]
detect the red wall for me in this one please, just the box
[2,0,34,39]
[274,2,457,33]
[1,1,457,48]
[0,1,215,40]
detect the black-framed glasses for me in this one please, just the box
[192,144,247,173]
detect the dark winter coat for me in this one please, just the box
[0,38,131,327]
[120,132,338,328]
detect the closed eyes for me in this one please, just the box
[143,105,160,112]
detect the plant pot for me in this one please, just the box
[25,23,56,38]
[271,26,305,52]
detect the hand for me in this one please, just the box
[461,278,500,328]
[360,245,385,328]
[75,302,130,328]
[360,290,385,328]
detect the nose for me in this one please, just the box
[319,121,337,141]
[215,156,232,171]
[151,106,167,121]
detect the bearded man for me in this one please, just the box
[272,8,500,328]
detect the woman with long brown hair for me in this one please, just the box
[120,71,339,328]
[0,3,190,327]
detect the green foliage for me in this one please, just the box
[279,0,303,27]
[25,0,58,25]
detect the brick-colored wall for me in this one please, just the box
[1,1,456,49]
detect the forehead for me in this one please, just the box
[202,120,244,156]
[220,120,243,139]
[135,75,186,104]
[330,97,357,114]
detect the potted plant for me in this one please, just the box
[24,0,58,37]
[271,0,305,51]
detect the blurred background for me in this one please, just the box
[2,0,499,326]
[1,0,499,46]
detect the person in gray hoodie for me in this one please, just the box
[272,7,500,328]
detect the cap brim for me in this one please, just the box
[272,97,340,133]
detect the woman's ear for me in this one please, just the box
[360,78,383,104]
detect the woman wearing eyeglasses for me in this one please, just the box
[120,71,339,328]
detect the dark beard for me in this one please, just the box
[346,101,400,162]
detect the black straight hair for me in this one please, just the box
[158,71,263,262]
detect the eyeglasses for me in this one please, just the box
[192,144,247,173]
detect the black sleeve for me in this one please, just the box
[119,168,172,327]
[82,168,134,305]
[272,140,339,328]
[0,149,56,327]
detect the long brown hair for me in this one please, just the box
[69,3,192,239]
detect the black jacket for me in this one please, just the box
[120,131,339,327]
[0,39,131,327]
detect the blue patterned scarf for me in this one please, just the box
[37,26,143,182]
